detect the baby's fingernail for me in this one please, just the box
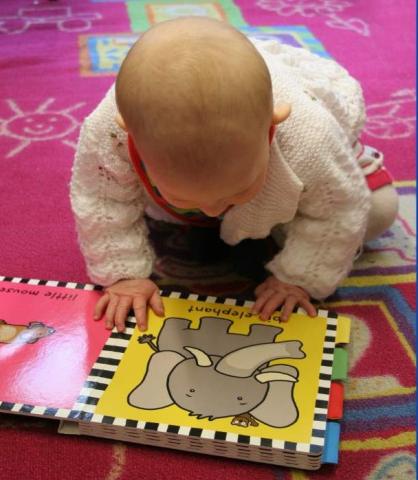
[139,324,147,332]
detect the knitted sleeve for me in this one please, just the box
[265,114,371,300]
[250,40,370,299]
[70,87,155,286]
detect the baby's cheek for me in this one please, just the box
[233,191,255,205]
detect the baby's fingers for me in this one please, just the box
[299,298,317,317]
[133,295,148,332]
[281,296,298,322]
[104,294,119,330]
[149,290,165,317]
[259,293,286,321]
[94,292,110,320]
[114,296,132,333]
[251,288,275,315]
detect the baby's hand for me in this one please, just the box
[252,276,316,322]
[94,279,164,333]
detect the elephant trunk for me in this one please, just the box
[215,341,305,377]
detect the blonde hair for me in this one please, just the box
[116,18,273,176]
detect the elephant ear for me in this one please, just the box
[128,351,184,410]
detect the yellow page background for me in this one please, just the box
[96,297,328,444]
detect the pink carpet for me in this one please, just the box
[0,1,415,479]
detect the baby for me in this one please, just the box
[70,17,398,332]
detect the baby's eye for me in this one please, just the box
[237,396,243,401]
[189,388,195,393]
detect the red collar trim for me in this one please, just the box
[127,135,219,227]
[127,126,276,226]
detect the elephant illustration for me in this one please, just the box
[128,317,306,428]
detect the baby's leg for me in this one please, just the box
[354,142,399,241]
[364,184,399,242]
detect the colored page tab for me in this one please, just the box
[328,382,344,420]
[335,315,351,344]
[332,348,348,381]
[322,421,341,464]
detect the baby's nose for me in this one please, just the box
[200,205,226,217]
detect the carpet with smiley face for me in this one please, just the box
[0,1,415,479]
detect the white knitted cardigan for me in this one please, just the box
[70,40,370,299]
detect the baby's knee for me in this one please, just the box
[364,185,399,242]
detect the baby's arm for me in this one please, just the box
[70,87,158,330]
[264,137,370,312]
[247,44,370,319]
[254,117,370,320]
[254,196,368,321]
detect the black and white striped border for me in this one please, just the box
[0,276,102,420]
[75,290,338,456]
[71,317,136,420]
[0,276,102,291]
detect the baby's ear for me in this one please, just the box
[115,112,128,131]
[272,103,291,125]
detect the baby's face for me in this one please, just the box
[145,143,270,217]
[117,17,281,217]
[159,164,267,217]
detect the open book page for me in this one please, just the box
[77,296,337,453]
[0,280,110,410]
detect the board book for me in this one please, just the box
[0,276,350,471]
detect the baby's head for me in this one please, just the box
[116,17,289,216]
